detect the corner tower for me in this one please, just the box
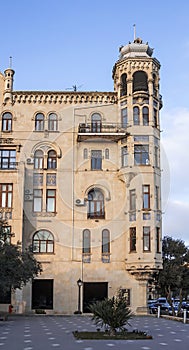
[113,38,163,305]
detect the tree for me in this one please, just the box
[157,236,189,314]
[89,288,133,335]
[0,222,42,297]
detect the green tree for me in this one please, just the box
[89,288,133,335]
[0,222,42,296]
[157,236,189,314]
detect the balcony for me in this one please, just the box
[77,123,129,142]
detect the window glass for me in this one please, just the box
[121,108,127,128]
[129,189,136,211]
[2,112,12,131]
[34,150,44,169]
[91,150,102,170]
[133,106,140,125]
[83,229,91,253]
[33,189,43,212]
[102,229,110,253]
[46,189,56,212]
[35,113,44,131]
[143,185,150,209]
[142,107,149,125]
[87,188,105,219]
[47,150,57,169]
[32,230,54,253]
[130,227,136,252]
[48,113,58,131]
[134,145,149,165]
[120,74,127,96]
[121,146,128,167]
[0,150,16,169]
[91,113,102,132]
[143,226,150,251]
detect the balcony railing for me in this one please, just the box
[77,123,128,142]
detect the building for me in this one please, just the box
[0,37,163,314]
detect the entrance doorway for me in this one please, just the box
[32,279,53,309]
[83,282,108,313]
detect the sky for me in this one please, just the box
[0,0,189,245]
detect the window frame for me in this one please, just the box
[0,183,13,208]
[32,230,54,254]
[48,113,58,131]
[142,106,149,126]
[133,106,140,125]
[143,226,151,252]
[134,144,149,165]
[130,227,136,252]
[0,149,16,169]
[91,150,102,170]
[34,150,44,169]
[33,189,43,212]
[142,185,150,210]
[46,189,56,213]
[2,112,12,132]
[129,189,136,211]
[35,113,44,131]
[87,188,105,219]
[47,150,57,169]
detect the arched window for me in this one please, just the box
[34,150,44,169]
[2,112,12,132]
[83,148,88,159]
[102,229,110,254]
[133,106,140,125]
[32,230,54,253]
[47,150,57,169]
[48,113,58,131]
[142,107,149,126]
[120,73,127,96]
[153,73,158,96]
[133,71,148,93]
[105,148,109,159]
[91,113,102,132]
[83,229,91,254]
[87,188,105,219]
[35,113,44,131]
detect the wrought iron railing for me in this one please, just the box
[78,123,127,133]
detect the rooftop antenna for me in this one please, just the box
[66,84,83,92]
[9,56,12,68]
[133,24,136,41]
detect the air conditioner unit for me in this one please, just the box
[75,198,85,206]
[24,194,33,201]
[25,189,33,195]
[26,157,34,164]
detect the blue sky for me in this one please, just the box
[0,0,189,245]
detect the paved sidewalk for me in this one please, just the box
[0,315,188,350]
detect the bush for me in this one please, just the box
[89,288,133,335]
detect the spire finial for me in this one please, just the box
[9,56,12,68]
[133,24,136,41]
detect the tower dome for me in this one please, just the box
[119,38,153,60]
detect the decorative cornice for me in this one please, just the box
[11,91,117,105]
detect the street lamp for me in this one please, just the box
[77,278,83,314]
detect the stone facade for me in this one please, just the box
[0,37,162,314]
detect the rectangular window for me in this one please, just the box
[154,108,158,128]
[155,186,160,210]
[33,189,43,212]
[0,225,12,243]
[121,108,127,128]
[134,135,149,142]
[0,184,13,208]
[129,189,136,211]
[156,227,161,253]
[91,150,102,170]
[130,227,136,252]
[46,189,56,212]
[154,146,159,167]
[143,185,150,209]
[134,145,149,165]
[82,229,91,263]
[143,226,150,251]
[0,150,16,169]
[102,229,110,263]
[121,146,128,167]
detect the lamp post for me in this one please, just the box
[77,278,83,314]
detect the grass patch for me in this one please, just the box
[73,330,152,340]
